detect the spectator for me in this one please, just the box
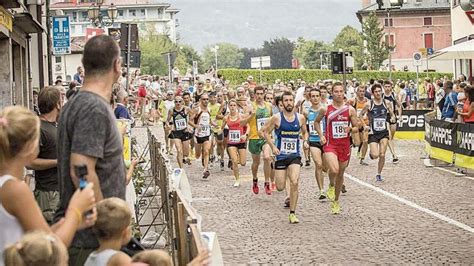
[3,231,68,266]
[26,87,61,224]
[114,89,132,120]
[0,106,95,260]
[398,83,410,109]
[32,90,40,115]
[74,66,84,85]
[441,81,458,122]
[435,80,446,118]
[457,85,474,124]
[55,34,126,265]
[425,78,435,109]
[84,198,132,266]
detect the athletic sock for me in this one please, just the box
[290,211,295,214]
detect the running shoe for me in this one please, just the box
[252,180,259,194]
[233,179,240,187]
[330,201,341,214]
[202,170,210,179]
[360,159,368,166]
[284,197,290,208]
[271,182,277,191]
[376,174,384,182]
[289,213,299,224]
[220,159,224,171]
[305,160,310,167]
[264,182,272,195]
[393,158,399,164]
[326,185,335,201]
[342,184,347,194]
[318,191,327,200]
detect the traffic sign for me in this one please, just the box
[418,48,427,56]
[52,16,71,55]
[413,52,423,66]
[427,48,434,55]
[251,56,271,69]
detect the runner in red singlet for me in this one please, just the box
[313,82,359,214]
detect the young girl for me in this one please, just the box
[0,106,96,261]
[221,100,249,187]
[3,231,68,266]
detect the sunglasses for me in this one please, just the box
[175,100,182,103]
[201,98,209,101]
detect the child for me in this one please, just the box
[131,250,172,266]
[85,197,132,266]
[3,231,68,266]
[0,106,96,260]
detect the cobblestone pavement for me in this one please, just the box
[134,126,474,264]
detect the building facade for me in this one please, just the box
[357,0,453,73]
[450,0,473,81]
[50,0,179,81]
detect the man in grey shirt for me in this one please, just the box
[56,35,125,266]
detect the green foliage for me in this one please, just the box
[293,37,331,69]
[202,43,244,69]
[332,26,364,69]
[180,44,204,73]
[218,69,452,86]
[362,11,390,69]
[262,37,295,69]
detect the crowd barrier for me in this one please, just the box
[424,112,474,169]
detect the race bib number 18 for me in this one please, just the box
[332,121,348,139]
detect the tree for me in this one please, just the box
[332,26,364,69]
[202,43,243,69]
[239,47,263,69]
[293,37,331,69]
[262,37,295,69]
[180,44,204,74]
[362,11,390,70]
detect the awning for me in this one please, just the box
[13,12,44,34]
[430,39,474,60]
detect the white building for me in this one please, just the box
[50,0,179,81]
[449,0,473,81]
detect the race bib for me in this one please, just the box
[257,117,268,131]
[373,118,386,131]
[175,118,187,131]
[228,130,241,143]
[309,122,324,136]
[198,124,210,136]
[332,121,348,139]
[280,138,298,154]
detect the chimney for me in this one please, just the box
[362,0,371,8]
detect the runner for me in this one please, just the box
[314,82,360,214]
[360,83,396,181]
[260,91,309,223]
[208,92,224,169]
[383,80,402,163]
[264,92,276,190]
[348,85,370,165]
[221,99,249,187]
[298,86,313,167]
[189,93,214,179]
[242,86,274,195]
[166,96,193,168]
[157,90,175,154]
[304,88,327,200]
[319,85,332,107]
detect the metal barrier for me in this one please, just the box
[146,128,205,265]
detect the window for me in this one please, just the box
[424,17,432,26]
[424,33,433,48]
[80,11,88,22]
[118,10,124,17]
[384,18,393,27]
[72,11,77,22]
[140,9,145,17]
[55,56,62,63]
[129,9,136,17]
[157,8,164,19]
[385,34,395,52]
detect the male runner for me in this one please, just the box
[304,88,327,200]
[166,96,192,168]
[189,93,214,179]
[319,85,331,107]
[208,92,224,168]
[383,80,402,163]
[314,82,359,214]
[360,84,396,181]
[260,91,309,223]
[158,90,174,154]
[298,86,313,167]
[243,86,273,195]
[348,85,370,165]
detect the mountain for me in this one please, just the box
[171,0,362,51]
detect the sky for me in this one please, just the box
[170,0,363,51]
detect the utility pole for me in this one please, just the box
[125,23,131,91]
[387,8,392,81]
[45,0,53,84]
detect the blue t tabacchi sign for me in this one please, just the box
[52,16,71,55]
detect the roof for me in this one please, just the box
[356,0,450,22]
[51,0,171,9]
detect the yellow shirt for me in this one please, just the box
[208,103,222,133]
[248,102,272,139]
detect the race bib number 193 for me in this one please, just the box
[281,138,298,154]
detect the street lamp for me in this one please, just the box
[212,45,219,77]
[87,0,118,28]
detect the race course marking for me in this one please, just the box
[345,173,474,234]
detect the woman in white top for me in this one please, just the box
[0,106,96,263]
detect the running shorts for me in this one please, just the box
[274,156,302,170]
[368,131,389,144]
[309,141,324,153]
[213,132,224,141]
[227,142,247,150]
[223,128,229,138]
[249,139,266,155]
[323,144,351,162]
[169,130,193,142]
[195,135,210,144]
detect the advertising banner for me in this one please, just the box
[395,110,431,140]
[52,16,71,55]
[453,123,474,169]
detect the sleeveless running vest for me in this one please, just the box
[368,100,389,135]
[249,102,272,140]
[325,104,351,146]
[353,98,369,125]
[172,108,188,132]
[195,107,211,137]
[226,115,245,144]
[209,103,222,133]
[307,108,325,143]
[275,112,301,161]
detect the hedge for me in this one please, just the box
[217,69,452,85]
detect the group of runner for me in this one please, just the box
[160,79,402,223]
